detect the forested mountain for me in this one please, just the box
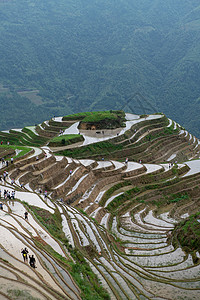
[0,0,200,136]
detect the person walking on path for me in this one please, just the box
[44,191,47,199]
[29,255,36,268]
[3,172,6,181]
[11,190,15,199]
[21,248,29,262]
[24,211,28,221]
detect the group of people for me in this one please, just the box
[1,157,11,167]
[0,141,10,145]
[38,188,48,200]
[59,129,64,135]
[169,161,177,168]
[21,247,36,268]
[2,189,15,200]
[1,171,8,182]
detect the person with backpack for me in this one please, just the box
[29,255,36,268]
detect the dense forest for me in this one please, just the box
[0,0,200,136]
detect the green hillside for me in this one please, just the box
[0,0,200,136]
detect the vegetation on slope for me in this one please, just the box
[64,110,126,129]
[48,134,84,147]
[79,110,126,129]
[63,112,101,121]
[57,141,124,158]
[0,145,31,161]
[172,212,200,254]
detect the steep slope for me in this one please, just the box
[0,111,200,299]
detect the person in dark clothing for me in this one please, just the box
[21,248,29,262]
[24,211,28,220]
[29,255,36,268]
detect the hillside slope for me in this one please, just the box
[0,112,200,299]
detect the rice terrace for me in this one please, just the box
[0,110,200,300]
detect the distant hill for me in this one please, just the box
[0,0,200,136]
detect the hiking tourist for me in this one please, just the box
[21,248,29,262]
[11,191,15,199]
[29,255,36,268]
[24,211,28,220]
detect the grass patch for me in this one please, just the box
[7,289,40,300]
[172,211,200,254]
[22,127,48,146]
[57,141,123,158]
[48,134,83,146]
[68,253,110,300]
[63,110,125,129]
[165,193,189,204]
[107,186,140,212]
[99,181,132,206]
[63,111,95,120]
[0,145,31,160]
